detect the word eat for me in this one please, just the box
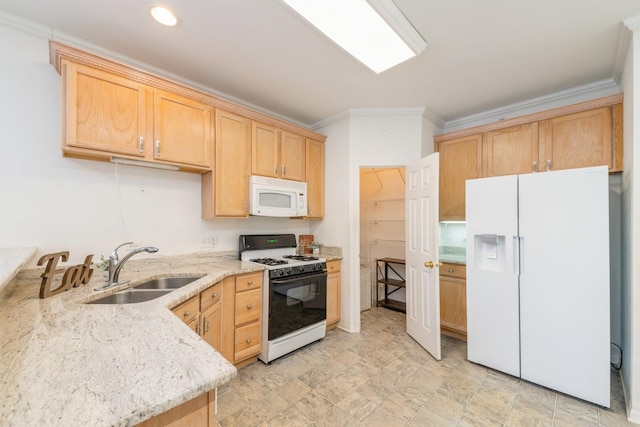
[37,251,94,299]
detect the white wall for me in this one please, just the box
[314,109,439,332]
[621,19,640,423]
[0,23,313,267]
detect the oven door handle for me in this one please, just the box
[271,271,327,285]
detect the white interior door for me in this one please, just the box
[405,153,441,360]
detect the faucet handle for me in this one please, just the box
[111,242,133,260]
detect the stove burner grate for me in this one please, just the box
[283,255,320,262]
[250,257,289,266]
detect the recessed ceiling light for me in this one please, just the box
[149,5,178,27]
[281,0,427,73]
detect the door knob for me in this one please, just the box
[424,261,442,268]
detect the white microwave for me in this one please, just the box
[249,175,308,217]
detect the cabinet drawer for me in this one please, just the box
[326,260,341,273]
[235,272,262,293]
[235,288,262,326]
[172,296,199,325]
[234,321,261,362]
[441,263,466,279]
[201,281,222,311]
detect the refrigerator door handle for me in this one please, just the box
[513,236,522,275]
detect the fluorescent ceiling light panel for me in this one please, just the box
[281,0,426,73]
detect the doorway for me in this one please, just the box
[359,167,406,312]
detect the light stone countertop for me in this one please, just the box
[0,250,265,427]
[0,247,37,292]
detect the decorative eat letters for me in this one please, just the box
[37,252,95,298]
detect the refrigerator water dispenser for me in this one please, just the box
[474,234,506,271]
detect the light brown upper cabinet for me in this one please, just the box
[435,95,623,220]
[539,107,612,172]
[202,109,251,218]
[305,138,325,218]
[438,134,482,221]
[63,61,148,158]
[251,122,306,182]
[280,131,306,181]
[152,89,212,168]
[483,123,539,177]
[61,60,212,171]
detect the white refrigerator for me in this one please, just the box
[466,165,610,407]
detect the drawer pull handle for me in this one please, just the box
[203,318,209,333]
[246,338,252,344]
[247,304,252,310]
[183,310,190,317]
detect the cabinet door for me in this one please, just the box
[439,276,467,340]
[172,296,199,325]
[63,60,147,157]
[305,139,325,218]
[235,288,262,326]
[483,123,538,176]
[234,322,261,363]
[326,271,341,327]
[153,89,212,167]
[280,131,306,181]
[438,134,482,220]
[540,107,612,171]
[251,121,279,178]
[202,110,250,218]
[201,302,221,352]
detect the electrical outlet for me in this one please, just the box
[202,235,217,248]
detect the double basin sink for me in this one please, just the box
[87,275,205,304]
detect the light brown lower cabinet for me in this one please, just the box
[326,260,341,330]
[220,272,263,367]
[172,281,222,351]
[136,389,216,427]
[440,263,467,341]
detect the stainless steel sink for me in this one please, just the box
[86,289,173,304]
[131,274,205,290]
[86,274,206,304]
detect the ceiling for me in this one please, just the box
[1,0,639,128]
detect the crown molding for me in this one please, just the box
[441,79,621,134]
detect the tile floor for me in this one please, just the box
[216,307,632,426]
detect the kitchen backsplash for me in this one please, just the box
[439,222,466,263]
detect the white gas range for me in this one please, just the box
[239,234,327,363]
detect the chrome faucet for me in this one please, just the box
[96,242,159,290]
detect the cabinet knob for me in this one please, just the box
[247,280,253,285]
[211,293,217,298]
[448,268,454,273]
[246,338,252,344]
[247,304,253,310]
[183,310,190,317]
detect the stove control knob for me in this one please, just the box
[298,266,305,273]
[278,270,285,276]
